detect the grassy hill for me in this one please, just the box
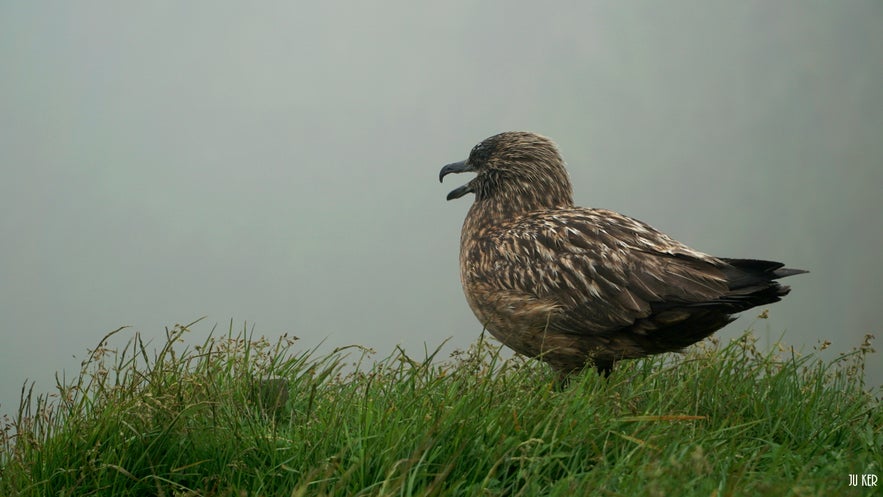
[1,320,880,496]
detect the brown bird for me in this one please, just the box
[440,131,807,378]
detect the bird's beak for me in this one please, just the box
[439,160,475,201]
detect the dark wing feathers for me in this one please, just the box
[469,208,733,335]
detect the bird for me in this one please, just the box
[439,131,807,379]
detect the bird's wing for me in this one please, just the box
[465,208,730,334]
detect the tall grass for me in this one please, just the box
[1,319,880,496]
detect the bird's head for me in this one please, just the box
[439,132,574,213]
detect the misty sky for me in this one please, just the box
[1,1,881,417]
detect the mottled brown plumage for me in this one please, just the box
[440,131,807,378]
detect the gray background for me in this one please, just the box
[2,1,880,417]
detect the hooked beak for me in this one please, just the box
[439,160,476,201]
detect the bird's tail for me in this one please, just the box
[718,258,808,307]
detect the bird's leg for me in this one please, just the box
[553,360,612,390]
[594,360,614,378]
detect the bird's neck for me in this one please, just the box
[462,190,572,236]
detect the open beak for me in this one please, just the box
[439,160,476,201]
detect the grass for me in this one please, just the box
[1,318,880,496]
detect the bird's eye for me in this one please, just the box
[470,141,492,164]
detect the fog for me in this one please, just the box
[2,1,880,417]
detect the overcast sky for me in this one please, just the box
[1,1,881,417]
